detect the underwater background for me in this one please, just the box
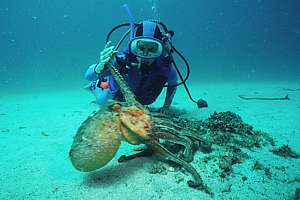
[1,1,300,199]
[1,0,300,94]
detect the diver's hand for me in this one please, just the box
[95,41,118,74]
[158,105,171,115]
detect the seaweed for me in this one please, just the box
[238,94,290,100]
[271,145,299,158]
[294,188,300,200]
[252,160,264,171]
[0,128,9,133]
[160,111,275,178]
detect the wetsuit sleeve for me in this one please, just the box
[162,65,178,108]
[167,65,178,85]
[84,64,99,81]
[84,49,130,81]
[84,62,116,81]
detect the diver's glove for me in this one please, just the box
[94,41,118,74]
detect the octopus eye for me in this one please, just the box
[110,103,121,112]
[69,149,73,157]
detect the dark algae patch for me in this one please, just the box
[271,145,299,158]
[160,111,276,178]
[147,109,297,197]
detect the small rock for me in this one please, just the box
[199,141,213,153]
[294,188,300,200]
[41,132,49,136]
[264,167,272,178]
[252,160,263,171]
[174,174,184,184]
[221,184,232,193]
[148,163,167,175]
[167,166,175,172]
[1,128,9,133]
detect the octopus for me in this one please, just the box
[69,62,210,192]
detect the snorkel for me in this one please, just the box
[123,4,135,41]
[105,4,208,109]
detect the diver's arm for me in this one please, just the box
[85,41,118,81]
[84,63,111,81]
[85,64,99,81]
[163,85,177,109]
[162,66,178,109]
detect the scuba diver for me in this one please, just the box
[85,14,208,110]
[85,20,180,111]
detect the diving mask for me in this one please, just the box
[130,38,163,59]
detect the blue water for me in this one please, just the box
[0,0,300,92]
[1,1,300,199]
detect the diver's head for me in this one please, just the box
[129,21,164,63]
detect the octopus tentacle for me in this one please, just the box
[153,117,206,142]
[153,118,184,130]
[106,63,137,104]
[152,124,197,162]
[118,148,154,163]
[153,124,203,143]
[151,112,172,119]
[153,131,195,162]
[152,124,182,134]
[143,138,207,191]
[178,130,206,142]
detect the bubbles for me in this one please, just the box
[151,6,156,13]
[148,0,160,21]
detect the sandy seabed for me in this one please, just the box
[0,81,299,200]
